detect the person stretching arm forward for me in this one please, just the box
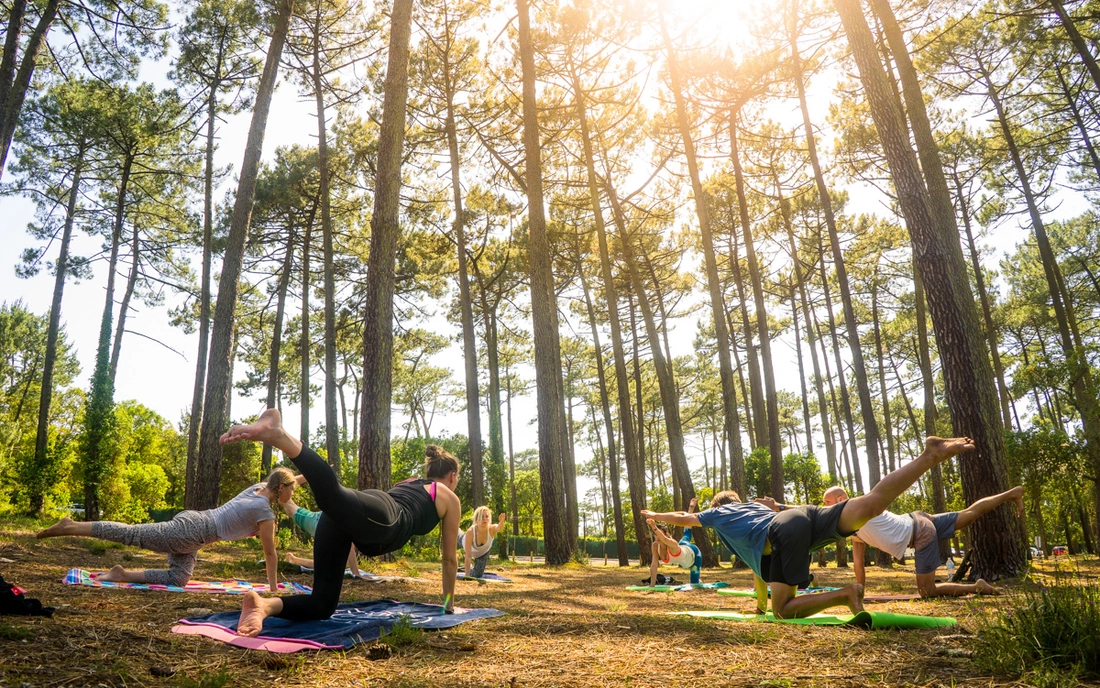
[220,409,461,637]
[643,437,976,619]
[646,498,702,586]
[819,484,1023,597]
[460,507,506,578]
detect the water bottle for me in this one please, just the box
[946,557,955,579]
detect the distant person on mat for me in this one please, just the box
[281,488,363,579]
[219,409,461,637]
[642,437,975,619]
[816,484,1023,597]
[646,497,701,586]
[460,507,506,578]
[37,467,297,592]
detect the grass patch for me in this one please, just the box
[974,580,1100,681]
[0,622,34,641]
[379,616,424,649]
[175,668,233,688]
[87,541,124,556]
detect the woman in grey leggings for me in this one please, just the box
[37,468,300,591]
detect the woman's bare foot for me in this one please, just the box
[924,437,975,464]
[96,564,129,582]
[846,583,865,613]
[286,553,311,567]
[1008,486,1025,518]
[220,408,284,446]
[36,517,75,539]
[975,579,997,595]
[237,591,276,637]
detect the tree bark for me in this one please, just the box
[515,0,571,564]
[1048,0,1100,96]
[109,223,141,382]
[0,0,62,179]
[192,0,295,509]
[834,0,1025,577]
[263,230,295,474]
[357,0,414,491]
[300,208,312,444]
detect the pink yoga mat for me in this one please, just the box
[171,622,339,653]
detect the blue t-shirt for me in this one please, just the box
[696,502,776,578]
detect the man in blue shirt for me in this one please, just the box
[642,436,975,619]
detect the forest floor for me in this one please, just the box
[1,519,1097,687]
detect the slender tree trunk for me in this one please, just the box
[192,0,295,509]
[357,0,414,491]
[300,211,312,444]
[515,0,570,564]
[312,44,341,471]
[28,152,83,513]
[0,0,62,179]
[109,224,141,382]
[834,0,1024,577]
[1049,0,1100,96]
[186,88,219,505]
[870,277,896,566]
[1055,65,1100,182]
[729,118,783,500]
[263,230,295,474]
[727,309,757,453]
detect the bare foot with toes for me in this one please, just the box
[220,408,284,447]
[237,591,271,637]
[848,583,865,613]
[1009,486,1025,518]
[924,437,975,464]
[96,564,128,582]
[975,579,997,595]
[36,517,74,539]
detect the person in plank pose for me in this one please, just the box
[219,409,461,637]
[814,484,1024,597]
[281,485,364,579]
[646,497,701,586]
[642,436,975,619]
[460,507,506,578]
[37,467,296,592]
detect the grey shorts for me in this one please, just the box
[912,511,959,575]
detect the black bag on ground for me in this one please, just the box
[0,573,55,617]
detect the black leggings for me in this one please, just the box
[277,446,402,621]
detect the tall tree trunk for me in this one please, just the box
[834,0,1025,577]
[83,157,132,520]
[729,118,783,500]
[577,258,628,565]
[515,0,570,564]
[660,18,746,497]
[28,151,83,513]
[0,0,62,179]
[263,231,295,474]
[186,88,219,504]
[300,212,312,444]
[870,276,897,566]
[727,308,757,453]
[608,186,718,566]
[109,224,141,382]
[192,0,295,510]
[1055,65,1100,182]
[913,267,948,548]
[444,86,484,506]
[357,0,414,491]
[790,283,813,455]
[313,44,341,471]
[953,172,1013,430]
[1048,0,1100,96]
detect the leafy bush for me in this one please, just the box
[974,581,1100,681]
[379,615,423,649]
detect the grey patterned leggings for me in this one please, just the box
[91,510,220,586]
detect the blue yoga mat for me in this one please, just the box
[172,599,505,652]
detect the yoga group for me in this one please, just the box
[36,406,1026,637]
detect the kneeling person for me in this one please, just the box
[647,498,702,586]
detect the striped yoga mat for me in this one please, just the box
[62,568,311,595]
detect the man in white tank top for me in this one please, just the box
[822,484,1024,598]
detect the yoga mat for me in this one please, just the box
[457,572,512,583]
[297,565,407,583]
[672,609,956,629]
[718,586,840,598]
[172,599,505,653]
[626,582,730,592]
[63,568,311,595]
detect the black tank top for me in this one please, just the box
[388,478,441,537]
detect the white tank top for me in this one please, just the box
[463,525,494,558]
[855,511,912,559]
[664,542,696,569]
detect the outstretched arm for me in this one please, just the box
[754,497,790,512]
[641,509,702,528]
[489,512,507,537]
[439,490,461,611]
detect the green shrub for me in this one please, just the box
[974,581,1100,680]
[379,615,424,649]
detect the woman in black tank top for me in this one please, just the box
[219,410,463,636]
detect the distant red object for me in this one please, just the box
[1052,546,1069,556]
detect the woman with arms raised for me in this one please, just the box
[219,409,461,637]
[37,466,295,593]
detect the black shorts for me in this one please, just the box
[761,503,853,586]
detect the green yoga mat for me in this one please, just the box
[626,582,730,592]
[718,586,840,598]
[672,609,956,629]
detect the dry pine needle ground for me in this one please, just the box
[1,522,1095,687]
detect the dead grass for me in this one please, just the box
[0,521,1095,687]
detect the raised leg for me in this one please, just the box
[771,582,865,619]
[36,517,94,539]
[839,437,974,533]
[954,486,1024,531]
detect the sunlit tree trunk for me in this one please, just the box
[263,231,295,474]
